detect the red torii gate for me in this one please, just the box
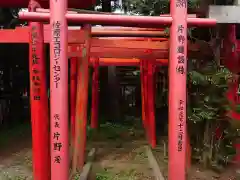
[0,0,220,179]
[18,9,216,180]
[0,25,208,162]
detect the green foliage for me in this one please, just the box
[94,0,239,169]
[0,8,21,29]
[187,63,231,123]
[123,0,200,15]
[187,58,237,168]
[96,168,137,180]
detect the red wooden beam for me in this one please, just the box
[90,58,168,66]
[69,46,205,59]
[91,38,170,50]
[0,27,170,49]
[91,47,167,59]
[19,11,217,27]
[0,28,206,57]
[0,27,166,43]
[0,27,85,44]
[91,29,166,37]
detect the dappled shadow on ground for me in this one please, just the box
[153,141,238,180]
[0,123,32,180]
[0,120,238,180]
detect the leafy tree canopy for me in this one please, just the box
[122,0,199,15]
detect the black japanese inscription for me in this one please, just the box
[54,156,61,164]
[54,132,60,140]
[178,35,185,44]
[178,25,184,33]
[54,142,62,151]
[31,31,37,45]
[31,26,41,101]
[33,69,39,74]
[177,55,185,63]
[178,132,183,152]
[176,65,185,74]
[32,76,40,81]
[176,0,187,8]
[176,24,186,74]
[55,121,60,128]
[54,73,60,88]
[53,65,61,71]
[52,21,61,88]
[177,100,184,152]
[54,114,60,120]
[178,123,183,130]
[34,96,40,100]
[32,54,39,65]
[177,46,184,54]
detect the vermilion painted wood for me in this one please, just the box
[147,59,156,148]
[18,11,217,27]
[92,58,167,66]
[0,27,85,43]
[143,60,150,140]
[140,60,147,129]
[29,21,50,180]
[70,47,205,59]
[90,58,99,129]
[70,57,77,142]
[0,28,206,59]
[78,25,91,170]
[49,0,69,178]
[168,0,187,179]
[72,25,91,174]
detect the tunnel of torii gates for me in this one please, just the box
[1,0,240,179]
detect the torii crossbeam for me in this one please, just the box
[0,0,223,179]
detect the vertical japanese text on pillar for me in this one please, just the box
[53,113,62,164]
[31,26,41,101]
[52,21,62,164]
[175,0,186,152]
[53,21,61,88]
[176,24,186,75]
[177,100,184,152]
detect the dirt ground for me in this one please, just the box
[88,140,155,180]
[0,124,238,180]
[152,145,237,180]
[0,127,32,180]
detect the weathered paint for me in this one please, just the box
[28,0,50,179]
[91,58,99,129]
[168,0,187,179]
[49,0,69,178]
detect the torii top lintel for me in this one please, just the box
[0,0,95,8]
